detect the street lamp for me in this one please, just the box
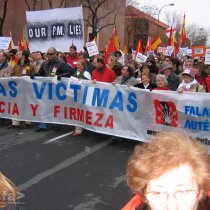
[157,3,174,36]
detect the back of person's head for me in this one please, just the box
[171,58,180,68]
[9,49,17,56]
[115,51,122,58]
[97,57,104,65]
[0,172,17,208]
[127,132,210,200]
[58,52,67,63]
[22,50,30,60]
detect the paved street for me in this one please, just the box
[0,121,139,210]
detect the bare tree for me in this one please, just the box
[126,0,139,7]
[127,24,134,47]
[0,0,8,36]
[83,0,117,41]
[187,24,208,46]
[47,0,53,9]
[24,0,40,11]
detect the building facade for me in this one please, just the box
[125,5,169,51]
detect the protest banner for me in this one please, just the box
[146,51,155,57]
[191,46,206,58]
[85,41,99,57]
[0,77,210,153]
[157,47,167,54]
[205,49,210,65]
[165,46,174,56]
[135,52,147,63]
[26,6,84,52]
[0,37,11,50]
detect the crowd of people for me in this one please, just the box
[0,44,210,209]
[0,45,210,135]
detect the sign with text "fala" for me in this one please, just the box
[26,6,84,52]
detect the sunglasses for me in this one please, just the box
[47,53,55,56]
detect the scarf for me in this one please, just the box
[178,79,198,91]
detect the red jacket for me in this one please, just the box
[122,191,210,210]
[66,54,78,68]
[195,75,210,92]
[92,66,116,83]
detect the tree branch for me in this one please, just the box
[2,0,8,23]
[59,0,65,8]
[97,6,116,22]
[97,11,117,33]
[24,0,31,11]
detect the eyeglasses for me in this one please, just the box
[47,53,55,56]
[146,190,198,203]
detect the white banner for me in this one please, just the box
[26,6,84,52]
[0,37,11,50]
[0,77,210,153]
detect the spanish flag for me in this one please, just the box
[135,39,142,57]
[151,36,162,51]
[181,14,187,46]
[114,27,120,51]
[123,43,128,56]
[168,26,179,56]
[145,36,152,54]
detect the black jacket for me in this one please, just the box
[37,59,75,77]
[135,82,156,90]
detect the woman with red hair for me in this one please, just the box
[122,132,210,210]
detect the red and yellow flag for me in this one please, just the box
[145,36,152,54]
[151,36,162,51]
[23,39,29,50]
[135,39,142,57]
[114,27,120,51]
[18,36,24,51]
[104,33,115,64]
[181,14,187,46]
[123,43,128,56]
[168,26,179,56]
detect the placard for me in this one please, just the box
[0,37,11,50]
[85,41,99,57]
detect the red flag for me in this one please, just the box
[151,36,162,51]
[181,14,187,46]
[168,26,179,57]
[135,39,142,57]
[18,36,24,51]
[104,33,115,64]
[145,36,152,54]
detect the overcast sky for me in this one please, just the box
[137,0,210,44]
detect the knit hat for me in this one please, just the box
[182,68,195,78]
[160,63,173,72]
